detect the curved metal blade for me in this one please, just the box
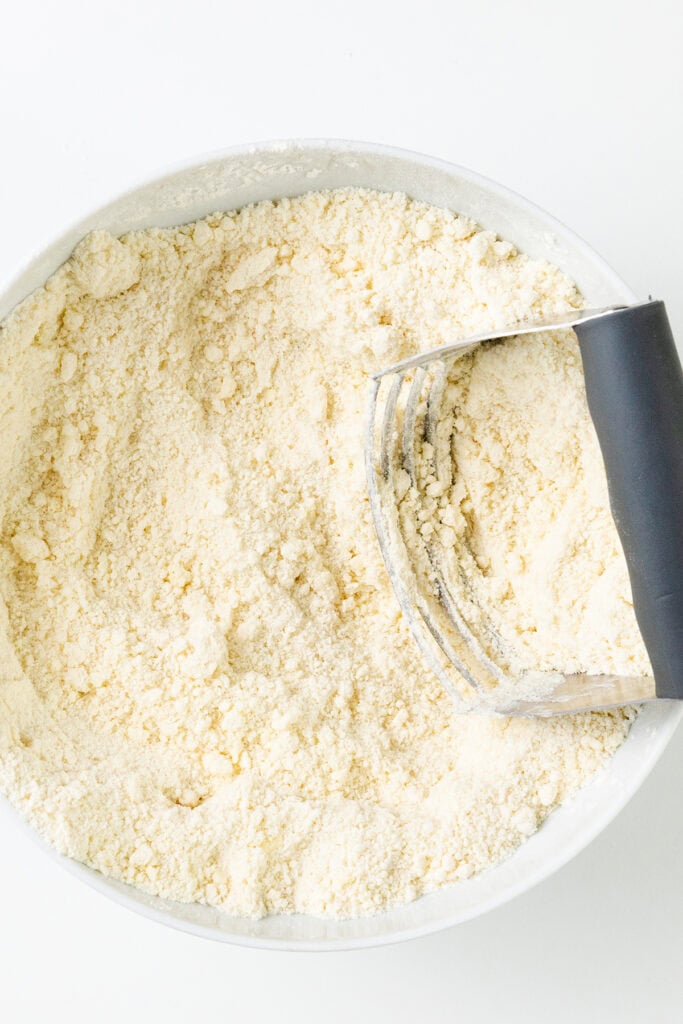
[365,303,658,716]
[372,305,627,381]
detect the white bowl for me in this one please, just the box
[1,140,680,950]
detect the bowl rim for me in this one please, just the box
[0,137,636,313]
[1,137,680,951]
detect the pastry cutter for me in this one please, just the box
[366,300,683,715]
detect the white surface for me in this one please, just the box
[1,0,682,1017]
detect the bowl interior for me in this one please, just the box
[1,140,680,949]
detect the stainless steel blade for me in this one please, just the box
[365,303,658,716]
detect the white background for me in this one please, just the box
[2,0,683,1020]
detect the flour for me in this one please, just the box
[0,189,640,918]
[400,330,651,697]
[421,333,651,679]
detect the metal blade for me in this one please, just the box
[372,305,628,381]
[366,300,660,716]
[496,673,657,718]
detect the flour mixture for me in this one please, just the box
[0,190,644,917]
[403,329,652,685]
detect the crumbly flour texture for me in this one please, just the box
[403,331,652,690]
[0,189,646,918]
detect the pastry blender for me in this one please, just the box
[366,301,683,715]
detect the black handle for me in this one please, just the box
[576,301,683,699]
